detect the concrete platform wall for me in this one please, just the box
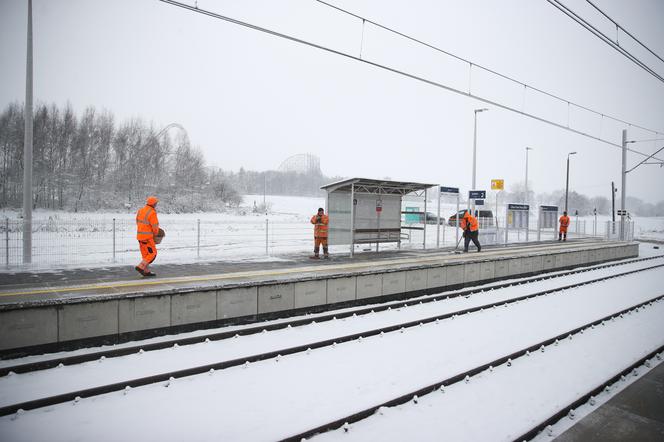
[0,242,639,353]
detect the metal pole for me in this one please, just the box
[436,187,440,248]
[620,129,627,240]
[455,193,460,249]
[112,218,116,263]
[197,218,200,259]
[611,181,616,234]
[423,188,427,249]
[565,156,570,212]
[376,190,380,253]
[537,208,541,242]
[594,212,597,236]
[495,191,499,229]
[22,0,33,264]
[5,218,9,268]
[525,148,530,206]
[505,206,509,244]
[265,218,268,255]
[471,112,477,210]
[349,183,355,257]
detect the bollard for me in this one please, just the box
[265,218,269,255]
[197,219,201,259]
[112,218,116,263]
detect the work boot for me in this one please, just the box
[309,255,320,259]
[323,254,330,259]
[143,271,157,277]
[134,266,145,276]
[477,247,481,252]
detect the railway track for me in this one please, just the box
[1,260,662,418]
[285,296,664,441]
[2,254,662,377]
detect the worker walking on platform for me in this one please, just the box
[135,196,161,277]
[310,207,329,259]
[559,211,571,241]
[461,211,481,253]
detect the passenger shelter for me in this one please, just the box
[321,178,436,257]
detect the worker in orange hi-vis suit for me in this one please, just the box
[310,207,329,259]
[460,211,481,253]
[135,196,160,277]
[559,211,571,241]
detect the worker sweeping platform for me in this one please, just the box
[461,210,481,253]
[135,196,164,277]
[310,207,329,259]
[559,211,570,241]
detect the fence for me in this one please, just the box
[1,216,636,270]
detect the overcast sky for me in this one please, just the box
[1,0,663,202]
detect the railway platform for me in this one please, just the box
[0,239,638,355]
[555,359,664,441]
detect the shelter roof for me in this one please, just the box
[321,178,437,196]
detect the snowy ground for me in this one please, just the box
[2,195,662,271]
[0,254,662,441]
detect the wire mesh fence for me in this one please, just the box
[0,216,636,270]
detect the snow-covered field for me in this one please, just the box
[0,253,663,441]
[1,195,662,271]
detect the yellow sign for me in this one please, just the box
[491,179,504,190]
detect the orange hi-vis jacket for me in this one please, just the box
[559,215,570,232]
[460,213,479,232]
[136,204,160,241]
[311,214,329,238]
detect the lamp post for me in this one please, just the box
[525,147,533,205]
[22,0,34,264]
[470,108,489,211]
[565,151,577,212]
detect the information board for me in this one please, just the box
[539,205,558,229]
[469,190,486,199]
[491,179,504,190]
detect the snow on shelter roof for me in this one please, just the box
[321,178,437,196]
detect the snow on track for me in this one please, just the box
[0,261,661,407]
[314,303,664,442]
[0,264,662,441]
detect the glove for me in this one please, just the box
[316,216,322,223]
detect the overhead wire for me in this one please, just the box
[545,0,664,84]
[315,0,662,137]
[585,0,664,65]
[158,0,663,162]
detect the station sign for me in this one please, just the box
[540,205,558,212]
[508,203,530,211]
[469,190,486,199]
[440,186,459,194]
[617,210,627,215]
[475,199,485,206]
[491,179,504,190]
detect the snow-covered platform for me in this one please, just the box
[0,240,638,354]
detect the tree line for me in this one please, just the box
[504,182,664,217]
[0,102,338,213]
[0,102,245,212]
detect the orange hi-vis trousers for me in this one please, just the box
[314,236,328,256]
[138,238,157,270]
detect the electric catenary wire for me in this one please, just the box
[314,0,663,139]
[158,0,663,162]
[585,0,664,65]
[546,0,664,84]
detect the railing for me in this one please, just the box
[0,216,637,270]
